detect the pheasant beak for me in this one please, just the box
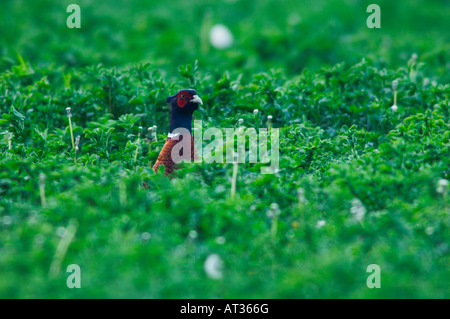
[190,95,203,105]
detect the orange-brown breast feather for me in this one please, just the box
[152,135,198,175]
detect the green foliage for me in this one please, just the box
[0,57,449,298]
[0,0,449,299]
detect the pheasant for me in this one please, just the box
[152,89,203,175]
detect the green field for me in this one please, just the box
[0,0,449,298]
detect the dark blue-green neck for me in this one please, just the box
[169,111,193,134]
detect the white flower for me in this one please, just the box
[390,105,398,112]
[56,227,67,238]
[2,215,12,225]
[316,220,326,228]
[297,188,306,204]
[392,80,398,91]
[253,109,259,115]
[287,13,301,26]
[215,236,226,244]
[437,179,448,194]
[350,198,366,222]
[266,203,280,219]
[204,254,223,279]
[188,230,198,239]
[438,179,448,187]
[140,232,151,241]
[238,118,244,125]
[267,115,273,120]
[209,24,233,49]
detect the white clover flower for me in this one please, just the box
[188,230,198,239]
[204,254,223,279]
[437,179,448,194]
[140,232,151,241]
[438,179,448,187]
[2,215,12,226]
[297,188,306,204]
[56,227,67,238]
[267,203,281,219]
[209,24,233,49]
[267,115,273,120]
[390,105,398,112]
[287,13,301,26]
[215,184,226,194]
[238,118,244,125]
[215,236,226,245]
[350,198,366,222]
[316,220,326,228]
[411,53,418,60]
[392,80,398,91]
[425,227,434,236]
[253,109,259,115]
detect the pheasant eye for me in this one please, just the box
[180,94,186,99]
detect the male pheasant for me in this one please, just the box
[152,89,202,175]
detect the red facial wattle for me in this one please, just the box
[177,98,187,108]
[176,91,192,108]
